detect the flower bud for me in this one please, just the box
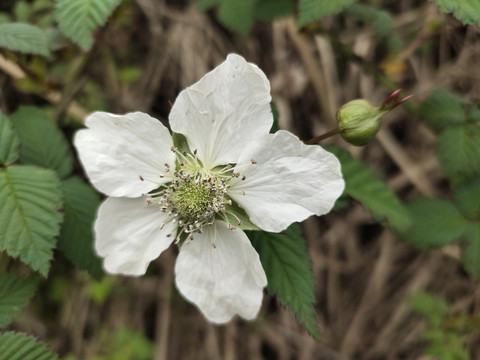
[336,89,413,146]
[336,99,387,146]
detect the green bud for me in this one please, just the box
[336,99,387,146]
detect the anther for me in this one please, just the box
[241,175,246,181]
[251,158,257,164]
[139,175,144,181]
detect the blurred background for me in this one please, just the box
[1,0,480,359]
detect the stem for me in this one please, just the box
[305,128,339,144]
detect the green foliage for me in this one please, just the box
[298,0,356,28]
[418,89,465,130]
[0,274,39,328]
[197,0,220,11]
[408,292,470,360]
[55,0,121,51]
[454,178,480,220]
[0,23,49,56]
[404,198,466,249]
[436,124,480,184]
[88,277,115,304]
[432,0,480,27]
[256,0,295,21]
[461,223,480,277]
[0,165,63,276]
[327,146,412,231]
[10,106,73,179]
[346,4,393,37]
[59,176,103,279]
[0,113,20,166]
[91,327,154,360]
[0,331,58,360]
[249,224,321,339]
[218,0,256,36]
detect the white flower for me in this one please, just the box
[74,54,345,323]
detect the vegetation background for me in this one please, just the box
[0,0,479,359]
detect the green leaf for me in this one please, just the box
[197,0,221,11]
[346,4,393,37]
[298,0,355,28]
[408,292,449,327]
[432,0,480,27]
[403,198,466,249]
[0,113,20,166]
[0,23,49,56]
[461,222,480,277]
[255,0,295,21]
[327,146,412,231]
[436,124,480,184]
[454,178,480,220]
[418,89,465,131]
[218,0,256,36]
[248,224,321,339]
[0,331,58,360]
[55,0,121,51]
[10,106,73,179]
[0,274,39,328]
[0,165,63,276]
[59,176,103,279]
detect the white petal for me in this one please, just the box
[230,130,345,232]
[175,221,267,323]
[74,112,175,197]
[169,54,272,169]
[95,197,176,276]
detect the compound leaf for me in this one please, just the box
[432,0,480,27]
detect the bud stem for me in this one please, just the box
[305,128,339,144]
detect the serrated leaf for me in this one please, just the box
[255,0,295,21]
[55,0,121,51]
[0,113,20,166]
[432,0,480,27]
[0,23,49,56]
[461,222,480,277]
[418,89,465,131]
[403,198,466,249]
[0,274,39,328]
[0,165,63,276]
[0,331,58,360]
[10,106,73,179]
[454,178,480,220]
[298,0,355,28]
[436,124,480,184]
[59,176,103,279]
[218,0,256,35]
[327,146,412,231]
[248,224,321,339]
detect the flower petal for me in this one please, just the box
[169,54,272,169]
[230,130,345,232]
[95,197,177,276]
[74,112,175,197]
[174,221,267,323]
